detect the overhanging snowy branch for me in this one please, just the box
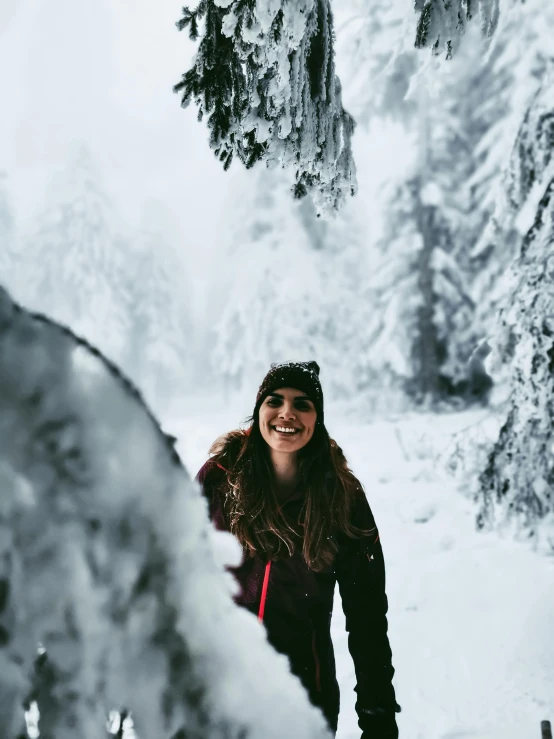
[174,0,357,212]
[414,0,502,58]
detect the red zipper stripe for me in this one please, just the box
[258,561,272,623]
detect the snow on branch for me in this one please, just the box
[0,285,332,738]
[174,0,357,213]
[505,82,554,219]
[414,0,502,58]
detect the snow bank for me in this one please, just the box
[0,285,331,738]
[328,414,554,739]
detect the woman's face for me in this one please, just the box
[258,387,317,455]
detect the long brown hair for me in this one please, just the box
[209,415,369,572]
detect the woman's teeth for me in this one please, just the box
[274,426,298,434]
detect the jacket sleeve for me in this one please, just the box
[336,490,401,738]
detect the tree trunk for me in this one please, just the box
[413,195,441,402]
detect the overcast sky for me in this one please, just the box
[0,0,246,281]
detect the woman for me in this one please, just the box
[196,361,400,737]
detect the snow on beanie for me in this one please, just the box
[255,361,324,424]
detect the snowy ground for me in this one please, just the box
[166,403,554,739]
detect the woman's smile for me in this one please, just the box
[272,425,300,435]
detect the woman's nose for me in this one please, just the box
[278,404,296,420]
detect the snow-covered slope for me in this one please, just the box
[171,405,554,739]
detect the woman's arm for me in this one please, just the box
[336,492,400,738]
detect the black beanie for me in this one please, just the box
[255,361,324,423]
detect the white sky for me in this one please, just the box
[0,0,246,279]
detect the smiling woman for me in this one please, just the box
[196,361,401,737]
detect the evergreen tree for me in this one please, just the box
[470,0,554,341]
[367,172,476,404]
[174,0,356,212]
[477,79,554,547]
[335,0,417,125]
[366,44,497,405]
[22,144,130,362]
[212,167,370,399]
[423,29,520,390]
[126,201,192,412]
[414,0,504,57]
[335,8,502,405]
[407,0,554,539]
[363,3,547,405]
[0,284,332,739]
[297,196,374,399]
[212,169,320,394]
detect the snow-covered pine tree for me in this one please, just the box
[126,201,192,412]
[386,1,554,404]
[364,1,550,406]
[296,196,374,399]
[408,0,554,538]
[21,144,131,364]
[212,168,322,395]
[414,0,505,57]
[0,283,332,739]
[334,6,505,405]
[366,45,501,406]
[476,78,554,548]
[470,0,554,342]
[425,31,512,393]
[174,0,356,212]
[212,166,370,400]
[335,0,417,125]
[367,172,473,404]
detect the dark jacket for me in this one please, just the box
[196,458,400,737]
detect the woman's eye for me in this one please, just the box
[295,401,311,411]
[267,397,281,407]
